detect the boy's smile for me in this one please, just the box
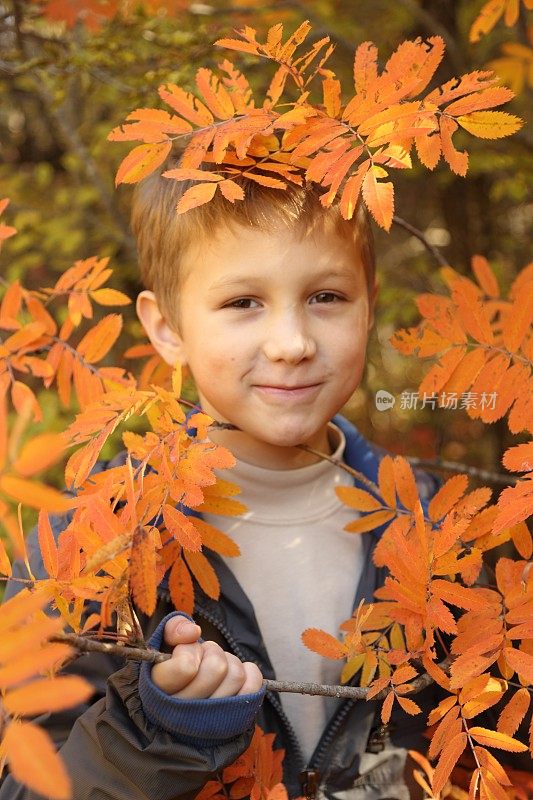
[138,219,377,470]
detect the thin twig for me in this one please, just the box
[392,215,448,267]
[53,632,435,701]
[407,456,518,486]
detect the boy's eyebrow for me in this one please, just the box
[208,268,358,292]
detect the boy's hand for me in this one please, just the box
[151,617,264,698]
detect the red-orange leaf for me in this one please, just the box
[4,720,71,800]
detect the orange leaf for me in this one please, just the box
[11,381,41,422]
[0,587,53,635]
[377,455,396,509]
[470,0,506,42]
[0,475,74,513]
[193,519,240,557]
[3,720,71,800]
[168,556,195,615]
[0,643,73,690]
[501,293,533,353]
[428,474,469,522]
[38,509,58,578]
[300,628,346,659]
[471,254,500,297]
[439,116,468,176]
[497,688,531,736]
[335,486,384,512]
[159,83,215,127]
[129,526,157,617]
[90,288,131,306]
[393,456,419,512]
[343,509,396,534]
[503,647,533,683]
[431,732,467,795]
[3,675,93,716]
[77,314,122,363]
[381,690,395,723]
[397,696,421,715]
[196,68,234,120]
[456,110,523,139]
[176,182,218,214]
[503,442,533,472]
[362,169,394,231]
[452,281,494,345]
[12,433,65,478]
[0,537,11,577]
[184,550,220,600]
[115,141,172,186]
[510,521,533,560]
[218,179,245,203]
[469,726,528,752]
[163,504,202,551]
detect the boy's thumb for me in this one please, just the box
[164,615,202,646]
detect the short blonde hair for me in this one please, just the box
[131,156,376,325]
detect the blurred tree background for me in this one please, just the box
[0,0,531,480]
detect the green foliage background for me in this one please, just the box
[1,0,531,481]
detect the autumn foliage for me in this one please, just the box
[0,14,532,800]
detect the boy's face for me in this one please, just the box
[138,220,377,469]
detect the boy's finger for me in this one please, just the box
[151,642,202,694]
[174,641,229,699]
[236,662,264,695]
[163,616,202,647]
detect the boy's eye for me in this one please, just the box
[225,298,259,309]
[311,292,341,303]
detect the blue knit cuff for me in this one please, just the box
[139,611,266,747]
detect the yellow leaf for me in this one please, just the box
[457,110,523,139]
[3,720,71,800]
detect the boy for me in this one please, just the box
[1,164,442,800]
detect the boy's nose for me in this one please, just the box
[262,312,317,363]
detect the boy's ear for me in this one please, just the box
[367,279,379,331]
[136,290,186,366]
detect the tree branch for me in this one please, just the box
[392,215,448,267]
[53,632,435,701]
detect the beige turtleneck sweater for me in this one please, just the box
[202,422,364,764]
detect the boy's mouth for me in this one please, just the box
[253,383,322,400]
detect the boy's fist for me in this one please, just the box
[151,617,264,698]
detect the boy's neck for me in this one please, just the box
[206,424,338,470]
